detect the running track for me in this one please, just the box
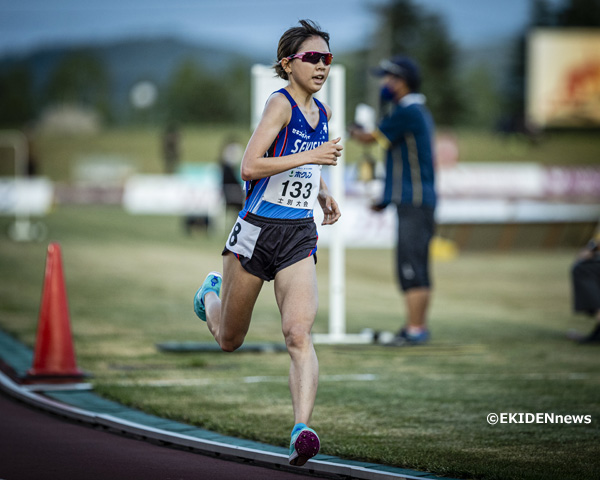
[0,391,316,480]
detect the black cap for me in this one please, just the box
[371,56,421,92]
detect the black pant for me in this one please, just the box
[572,257,600,315]
[396,205,435,292]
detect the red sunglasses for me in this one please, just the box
[285,51,333,66]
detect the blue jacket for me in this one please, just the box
[375,94,436,209]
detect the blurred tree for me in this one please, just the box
[0,66,35,127]
[461,66,501,128]
[557,0,600,25]
[531,0,557,26]
[378,0,423,56]
[44,49,112,121]
[371,0,464,126]
[226,63,251,125]
[165,59,235,124]
[415,13,463,126]
[340,49,371,125]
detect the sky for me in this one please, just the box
[0,0,553,58]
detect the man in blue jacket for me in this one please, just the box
[350,56,436,345]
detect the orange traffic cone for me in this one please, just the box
[26,243,85,381]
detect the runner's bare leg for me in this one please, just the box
[205,252,263,352]
[274,257,319,424]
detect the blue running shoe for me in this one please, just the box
[193,272,222,322]
[387,327,430,346]
[406,328,430,345]
[289,426,320,466]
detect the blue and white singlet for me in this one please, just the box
[239,88,329,220]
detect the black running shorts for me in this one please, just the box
[396,205,435,291]
[222,212,318,281]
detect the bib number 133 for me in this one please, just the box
[263,165,320,209]
[281,180,313,200]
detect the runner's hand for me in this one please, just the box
[311,137,343,166]
[318,191,341,225]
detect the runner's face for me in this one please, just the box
[288,36,330,92]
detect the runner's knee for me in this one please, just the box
[219,332,245,352]
[283,323,312,351]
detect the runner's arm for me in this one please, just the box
[241,94,342,181]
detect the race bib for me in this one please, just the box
[225,217,261,259]
[263,164,321,210]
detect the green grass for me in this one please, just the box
[1,206,598,480]
[1,126,598,180]
[1,125,254,180]
[453,128,600,165]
